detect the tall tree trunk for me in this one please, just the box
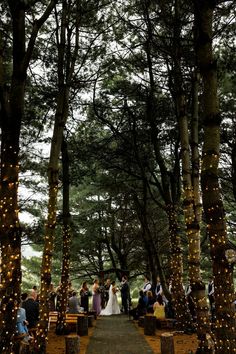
[0,2,56,351]
[142,1,192,329]
[194,1,236,352]
[0,15,24,345]
[36,1,79,350]
[56,137,72,331]
[36,86,70,352]
[171,1,213,349]
[166,204,193,330]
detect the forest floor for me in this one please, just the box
[46,316,198,354]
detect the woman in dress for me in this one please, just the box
[80,281,90,313]
[100,280,120,316]
[92,279,101,315]
[153,294,165,319]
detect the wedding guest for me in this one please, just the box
[155,277,162,299]
[22,291,39,329]
[185,281,196,322]
[55,283,63,311]
[31,285,38,301]
[130,290,147,320]
[80,281,91,312]
[48,283,57,311]
[208,276,215,321]
[120,275,130,314]
[92,279,101,315]
[153,294,165,319]
[15,299,31,343]
[67,291,80,314]
[142,276,152,295]
[68,281,75,298]
[146,290,155,313]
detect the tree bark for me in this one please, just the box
[36,1,79,351]
[160,333,174,354]
[65,335,80,354]
[56,137,72,332]
[0,2,56,351]
[170,1,213,350]
[194,1,236,352]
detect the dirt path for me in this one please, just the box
[85,315,154,354]
[46,315,198,354]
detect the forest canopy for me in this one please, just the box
[0,0,235,353]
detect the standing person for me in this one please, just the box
[22,291,39,329]
[48,283,57,311]
[31,285,38,301]
[208,276,215,321]
[185,281,196,322]
[67,291,80,314]
[15,299,31,343]
[92,279,101,315]
[155,277,162,299]
[142,275,152,295]
[68,281,74,298]
[120,275,130,314]
[80,281,91,313]
[102,278,111,308]
[100,281,120,316]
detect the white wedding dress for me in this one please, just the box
[100,285,120,316]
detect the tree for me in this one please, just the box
[36,0,79,350]
[0,1,57,351]
[194,0,236,352]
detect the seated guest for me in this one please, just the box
[153,294,165,319]
[67,291,80,314]
[146,290,155,313]
[130,290,147,320]
[22,291,39,329]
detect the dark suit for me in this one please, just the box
[22,298,39,328]
[121,280,130,314]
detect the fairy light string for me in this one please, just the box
[0,145,21,353]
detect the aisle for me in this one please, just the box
[85,314,154,354]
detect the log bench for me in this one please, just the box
[138,316,145,327]
[65,334,80,354]
[144,314,156,336]
[65,313,88,336]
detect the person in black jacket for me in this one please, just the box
[120,275,130,314]
[22,291,39,329]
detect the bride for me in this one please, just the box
[100,281,120,316]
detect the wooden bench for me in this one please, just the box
[65,313,85,324]
[65,313,88,336]
[48,311,58,330]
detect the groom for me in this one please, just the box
[120,275,130,314]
